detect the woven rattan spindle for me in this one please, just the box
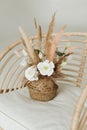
[12,67,26,91]
[1,57,20,93]
[6,65,20,93]
[71,85,87,130]
[76,43,87,87]
[79,108,87,130]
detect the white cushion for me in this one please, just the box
[0,83,82,130]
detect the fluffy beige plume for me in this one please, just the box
[14,50,21,57]
[34,17,37,29]
[34,18,42,50]
[47,26,66,62]
[19,26,39,64]
[37,25,42,50]
[45,13,55,56]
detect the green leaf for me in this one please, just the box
[35,49,40,54]
[56,51,65,56]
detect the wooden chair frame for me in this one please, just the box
[0,32,87,130]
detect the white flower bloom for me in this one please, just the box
[37,60,54,76]
[22,49,28,57]
[25,66,38,81]
[66,42,71,49]
[60,55,72,67]
[60,62,67,67]
[20,58,28,67]
[38,52,43,59]
[50,61,55,68]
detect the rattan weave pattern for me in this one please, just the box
[0,32,87,130]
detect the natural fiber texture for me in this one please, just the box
[37,25,42,50]
[0,32,87,93]
[27,77,58,101]
[47,28,64,61]
[71,85,87,130]
[45,13,55,57]
[34,17,42,50]
[0,32,87,129]
[19,27,40,64]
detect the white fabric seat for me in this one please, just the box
[0,84,82,130]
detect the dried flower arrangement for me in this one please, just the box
[18,14,76,101]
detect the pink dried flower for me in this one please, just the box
[66,46,78,53]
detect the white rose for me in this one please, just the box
[25,66,38,81]
[37,60,54,76]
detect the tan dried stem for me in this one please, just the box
[19,26,39,64]
[55,52,73,71]
[47,28,64,62]
[37,25,42,50]
[45,13,56,56]
[34,17,37,29]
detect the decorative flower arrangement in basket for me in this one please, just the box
[18,14,76,101]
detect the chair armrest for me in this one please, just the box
[71,85,87,130]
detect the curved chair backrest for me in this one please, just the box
[71,85,87,130]
[0,32,87,94]
[0,39,23,93]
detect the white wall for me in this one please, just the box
[0,0,87,53]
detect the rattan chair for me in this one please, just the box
[0,32,87,130]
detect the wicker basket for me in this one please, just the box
[26,77,58,101]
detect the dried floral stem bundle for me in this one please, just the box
[19,27,40,64]
[17,14,79,101]
[34,17,42,50]
[18,14,76,82]
[47,28,64,62]
[45,13,55,57]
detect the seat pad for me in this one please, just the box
[0,83,82,130]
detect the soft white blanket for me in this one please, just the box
[0,83,82,130]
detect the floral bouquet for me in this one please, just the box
[18,14,76,101]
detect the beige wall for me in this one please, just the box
[0,0,87,53]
